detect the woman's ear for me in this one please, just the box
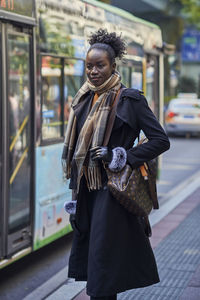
[112,62,116,73]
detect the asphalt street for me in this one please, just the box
[157,136,200,201]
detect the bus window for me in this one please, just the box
[118,65,130,87]
[64,59,84,125]
[146,56,159,116]
[41,56,62,140]
[131,68,143,90]
[7,32,31,235]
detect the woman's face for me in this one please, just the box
[86,48,116,87]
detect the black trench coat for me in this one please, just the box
[68,88,170,297]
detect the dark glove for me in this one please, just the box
[90,146,113,163]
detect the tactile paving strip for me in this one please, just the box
[118,204,200,300]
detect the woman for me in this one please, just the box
[62,29,170,300]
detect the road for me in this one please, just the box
[157,136,200,200]
[0,137,200,300]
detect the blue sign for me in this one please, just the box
[43,110,55,118]
[182,29,200,62]
[72,38,86,59]
[74,60,84,76]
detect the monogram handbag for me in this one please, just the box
[105,155,158,217]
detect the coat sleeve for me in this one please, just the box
[125,91,170,169]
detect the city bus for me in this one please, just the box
[0,0,164,268]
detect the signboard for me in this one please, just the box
[131,72,142,90]
[0,0,34,18]
[72,38,86,59]
[182,29,200,62]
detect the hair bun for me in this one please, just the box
[88,29,126,60]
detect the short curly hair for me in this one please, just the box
[88,29,126,63]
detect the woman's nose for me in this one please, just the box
[91,66,98,74]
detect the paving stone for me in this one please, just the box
[163,214,186,222]
[151,227,170,238]
[118,204,200,300]
[180,287,200,300]
[150,237,162,249]
[167,263,197,272]
[74,288,89,300]
[188,264,200,287]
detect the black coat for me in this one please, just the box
[68,88,170,297]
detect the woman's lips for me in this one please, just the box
[91,77,100,81]
[90,77,102,86]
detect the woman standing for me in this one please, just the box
[62,29,170,300]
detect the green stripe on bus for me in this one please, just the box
[33,224,73,251]
[83,0,159,29]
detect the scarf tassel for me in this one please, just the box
[61,159,71,180]
[87,166,102,191]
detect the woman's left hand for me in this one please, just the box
[90,146,113,163]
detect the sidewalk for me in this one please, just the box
[46,186,200,300]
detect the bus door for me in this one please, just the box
[1,23,34,258]
[118,59,143,90]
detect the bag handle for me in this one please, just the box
[103,88,125,147]
[137,135,159,210]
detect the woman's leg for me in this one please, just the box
[90,295,117,300]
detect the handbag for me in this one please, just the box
[106,151,158,217]
[105,155,158,237]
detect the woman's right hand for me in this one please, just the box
[90,146,113,163]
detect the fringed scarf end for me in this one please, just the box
[62,159,71,180]
[87,166,102,191]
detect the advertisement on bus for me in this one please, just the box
[0,0,35,17]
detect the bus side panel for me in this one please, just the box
[33,144,72,251]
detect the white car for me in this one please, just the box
[165,97,200,136]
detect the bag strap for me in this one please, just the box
[103,88,125,147]
[147,170,159,209]
[137,135,159,210]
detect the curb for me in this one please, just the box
[150,169,200,226]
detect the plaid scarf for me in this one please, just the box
[62,71,121,191]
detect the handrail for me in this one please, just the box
[10,147,29,185]
[9,115,28,152]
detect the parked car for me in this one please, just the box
[165,96,200,137]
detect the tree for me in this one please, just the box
[178,76,197,93]
[170,0,200,29]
